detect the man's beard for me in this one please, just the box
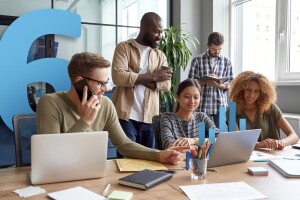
[208,50,219,58]
[143,31,159,49]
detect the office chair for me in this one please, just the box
[152,113,173,150]
[13,114,37,167]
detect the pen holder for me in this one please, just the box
[190,158,208,180]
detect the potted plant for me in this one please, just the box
[158,25,199,112]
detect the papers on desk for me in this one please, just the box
[250,150,277,161]
[47,186,106,200]
[14,186,46,198]
[116,158,168,172]
[179,182,267,200]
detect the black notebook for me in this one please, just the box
[199,75,229,83]
[119,169,173,190]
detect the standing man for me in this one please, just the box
[188,32,234,128]
[112,12,172,150]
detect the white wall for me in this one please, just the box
[173,0,231,82]
[173,0,202,82]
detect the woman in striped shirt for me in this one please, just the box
[160,79,219,149]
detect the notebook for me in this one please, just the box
[30,131,108,185]
[207,129,261,168]
[268,159,300,178]
[119,169,173,190]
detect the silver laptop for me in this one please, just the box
[208,129,261,168]
[30,131,108,185]
[269,159,300,178]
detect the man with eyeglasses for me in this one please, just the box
[36,52,182,164]
[112,12,172,152]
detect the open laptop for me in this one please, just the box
[30,131,108,185]
[207,129,261,168]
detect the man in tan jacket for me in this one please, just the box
[112,12,172,151]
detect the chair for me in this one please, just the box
[13,114,37,167]
[152,114,163,150]
[152,113,173,150]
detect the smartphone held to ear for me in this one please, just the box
[73,79,93,101]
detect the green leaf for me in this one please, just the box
[158,25,200,112]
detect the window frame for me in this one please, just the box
[231,0,300,84]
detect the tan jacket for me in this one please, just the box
[112,39,170,123]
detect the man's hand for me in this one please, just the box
[78,86,101,125]
[158,147,189,165]
[143,82,157,90]
[152,69,172,82]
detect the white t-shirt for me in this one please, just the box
[210,57,218,73]
[129,41,151,122]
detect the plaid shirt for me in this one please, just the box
[188,50,233,115]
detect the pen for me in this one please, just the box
[207,168,219,172]
[102,183,110,196]
[253,159,269,162]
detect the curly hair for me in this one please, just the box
[229,71,276,116]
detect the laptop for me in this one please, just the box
[207,129,261,168]
[30,131,108,185]
[268,159,300,178]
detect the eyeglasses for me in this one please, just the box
[82,76,109,88]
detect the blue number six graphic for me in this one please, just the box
[0,9,81,129]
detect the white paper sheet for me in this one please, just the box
[47,186,106,200]
[250,150,277,161]
[179,182,267,200]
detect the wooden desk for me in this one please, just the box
[1,147,300,200]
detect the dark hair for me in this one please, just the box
[140,12,162,27]
[68,52,111,82]
[176,79,201,111]
[207,32,224,46]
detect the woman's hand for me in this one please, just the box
[256,138,287,150]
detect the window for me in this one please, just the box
[289,0,300,73]
[231,0,276,80]
[54,0,169,86]
[231,0,300,82]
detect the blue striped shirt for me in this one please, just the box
[160,112,219,149]
[188,50,234,114]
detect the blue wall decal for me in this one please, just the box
[0,9,81,129]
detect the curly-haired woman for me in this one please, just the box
[229,71,299,149]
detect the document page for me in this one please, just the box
[116,158,167,172]
[179,182,267,200]
[250,150,277,161]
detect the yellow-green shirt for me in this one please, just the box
[235,103,282,141]
[36,92,160,161]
